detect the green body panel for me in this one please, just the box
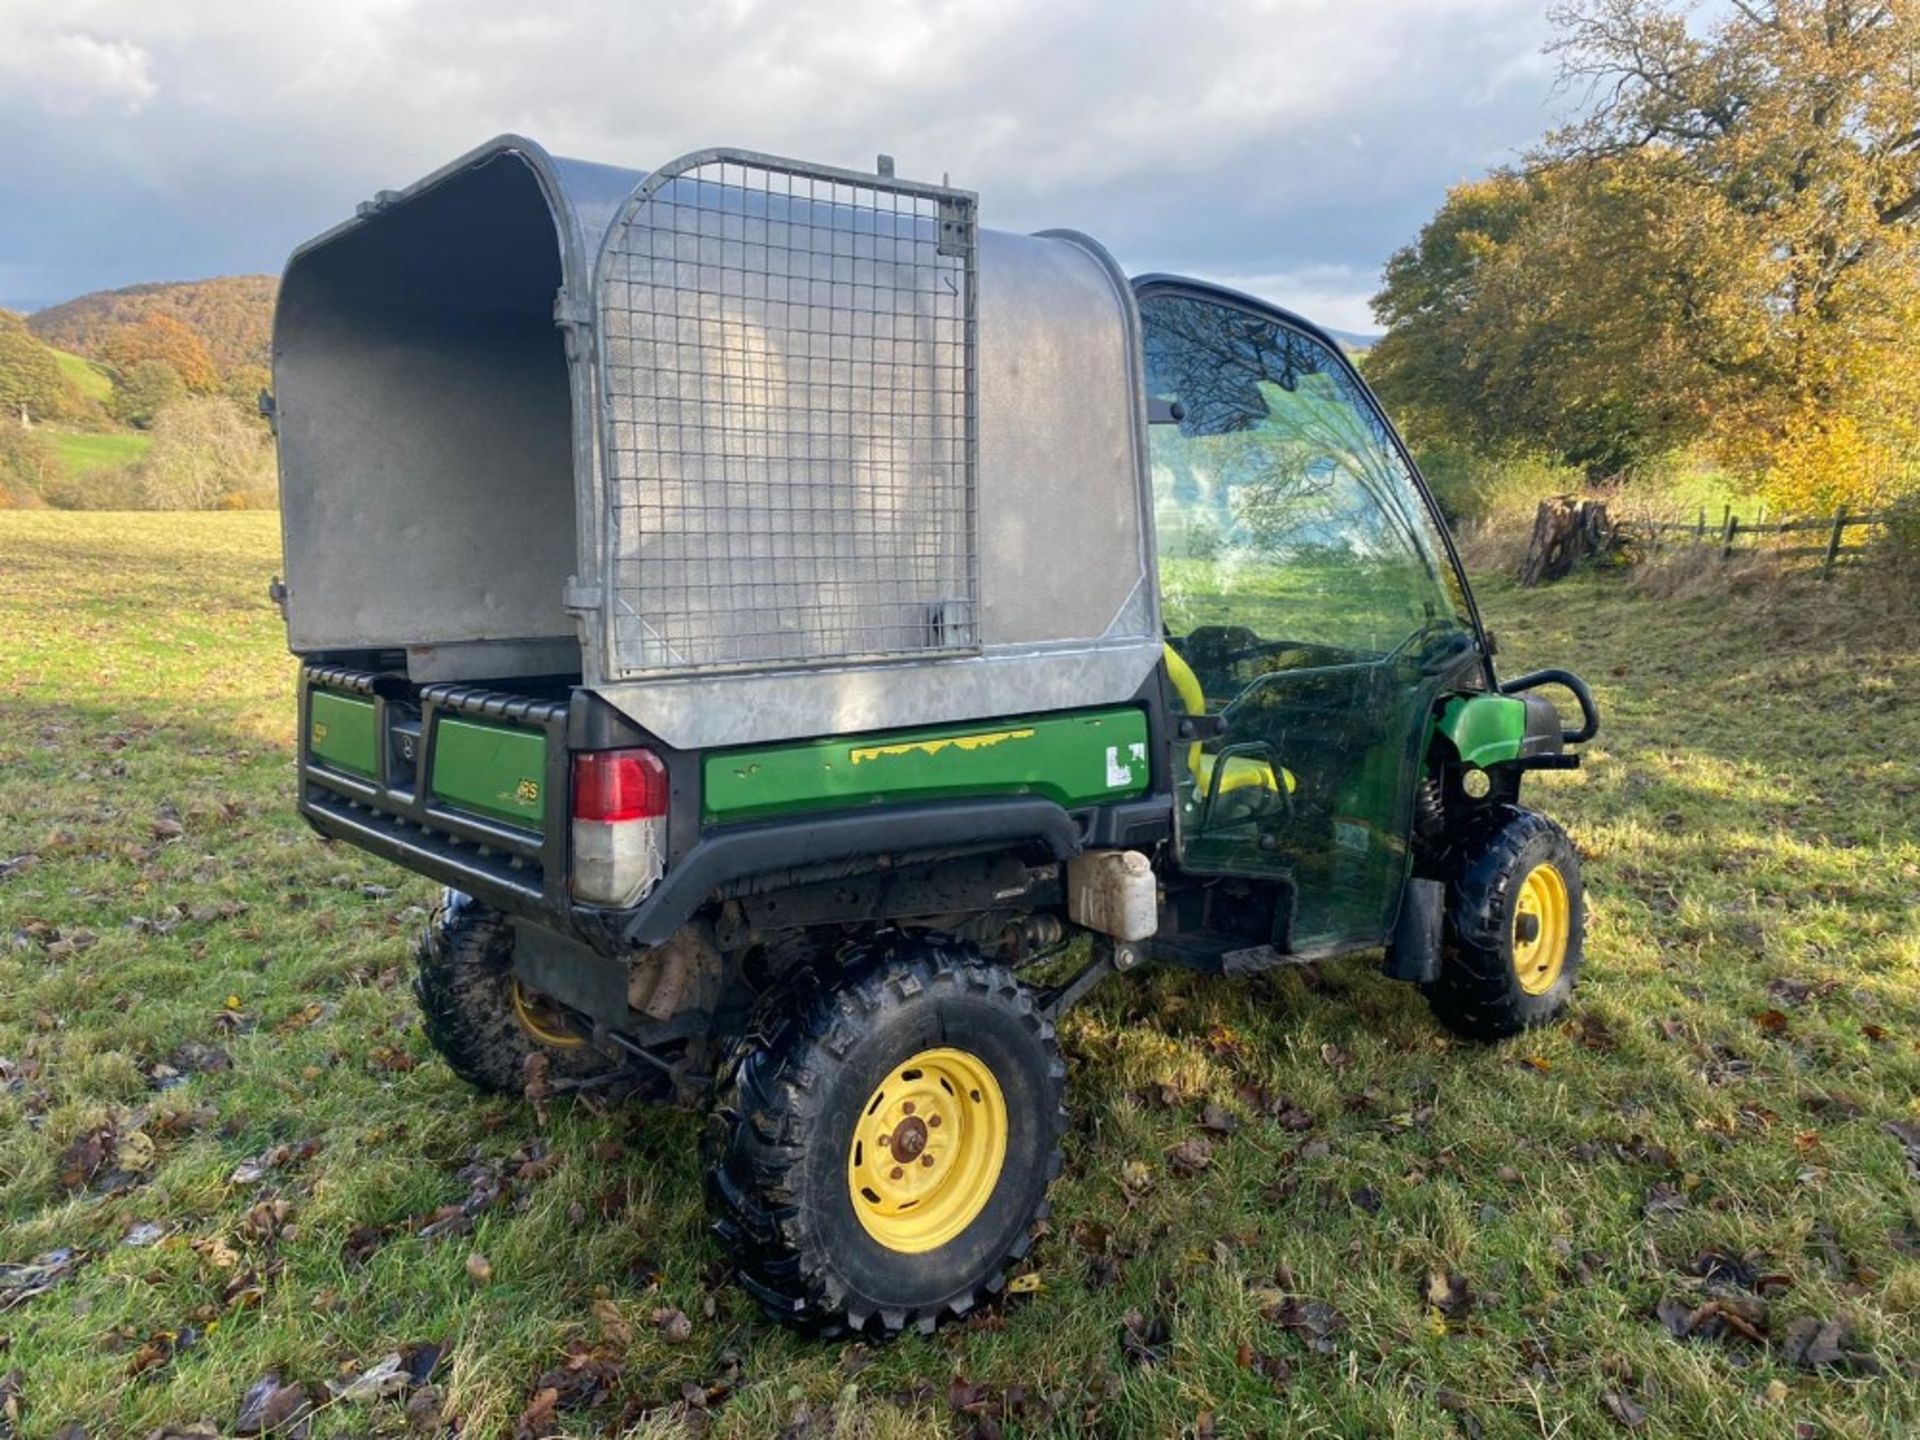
[704,708,1151,823]
[430,718,547,828]
[307,691,378,778]
[1437,693,1527,768]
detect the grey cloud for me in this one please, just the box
[0,0,1561,327]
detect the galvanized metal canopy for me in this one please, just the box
[274,135,1159,748]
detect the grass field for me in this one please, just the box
[50,352,115,409]
[46,430,151,479]
[2,513,1916,1439]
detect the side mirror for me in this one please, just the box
[1481,629,1499,656]
[1146,397,1186,426]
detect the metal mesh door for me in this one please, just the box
[597,151,978,676]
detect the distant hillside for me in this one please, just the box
[30,276,276,374]
[1327,328,1381,354]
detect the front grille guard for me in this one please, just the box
[297,665,572,920]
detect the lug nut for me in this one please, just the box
[902,1101,916,1115]
[928,1114,942,1128]
[920,1154,935,1167]
[890,1166,903,1180]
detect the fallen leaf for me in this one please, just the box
[329,1352,409,1402]
[233,1373,311,1435]
[1198,1103,1239,1136]
[1006,1272,1043,1294]
[1167,1137,1213,1176]
[1259,1294,1347,1355]
[1642,1183,1689,1218]
[591,1298,632,1348]
[652,1306,692,1343]
[514,1387,561,1440]
[1119,1308,1170,1367]
[1779,1316,1880,1374]
[1600,1390,1648,1428]
[1881,1119,1920,1179]
[1422,1269,1473,1319]
[1751,1009,1791,1035]
[0,1248,85,1312]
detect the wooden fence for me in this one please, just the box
[1645,505,1887,578]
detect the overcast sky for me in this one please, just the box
[0,0,1566,332]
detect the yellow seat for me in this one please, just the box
[1163,644,1295,802]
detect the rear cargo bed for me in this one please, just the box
[298,665,572,919]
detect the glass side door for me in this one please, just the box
[1140,285,1476,952]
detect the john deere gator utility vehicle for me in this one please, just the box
[273,136,1600,1336]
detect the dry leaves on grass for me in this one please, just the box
[1119,1308,1171,1367]
[1253,1289,1348,1355]
[1642,1182,1690,1218]
[1600,1389,1649,1428]
[232,1373,313,1436]
[0,1249,85,1313]
[1778,1316,1882,1375]
[1882,1119,1920,1180]
[1167,1136,1213,1177]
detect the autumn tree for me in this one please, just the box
[138,396,277,509]
[102,313,220,394]
[1372,0,1920,506]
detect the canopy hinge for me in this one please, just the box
[553,290,595,331]
[563,576,600,615]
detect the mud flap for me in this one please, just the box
[1383,877,1444,984]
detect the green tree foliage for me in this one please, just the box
[1372,0,1920,502]
[113,359,189,429]
[0,310,73,424]
[0,420,60,505]
[102,314,221,394]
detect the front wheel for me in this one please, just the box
[1425,807,1584,1040]
[706,935,1066,1336]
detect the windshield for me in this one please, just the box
[1142,291,1471,665]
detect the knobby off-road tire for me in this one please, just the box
[707,935,1067,1337]
[1426,806,1584,1041]
[413,891,616,1094]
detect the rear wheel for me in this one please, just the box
[1425,807,1583,1040]
[707,935,1066,1336]
[413,891,617,1094]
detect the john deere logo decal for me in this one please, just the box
[310,721,329,745]
[514,778,540,807]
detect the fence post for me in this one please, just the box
[1696,507,1706,542]
[1822,505,1848,579]
[1721,511,1739,559]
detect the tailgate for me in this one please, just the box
[298,665,571,918]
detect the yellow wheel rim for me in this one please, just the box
[1512,862,1571,996]
[510,979,586,1049]
[846,1047,1008,1255]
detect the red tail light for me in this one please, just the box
[572,748,669,823]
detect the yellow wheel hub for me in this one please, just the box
[510,979,585,1049]
[847,1047,1008,1254]
[1512,862,1571,996]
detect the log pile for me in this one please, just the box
[1519,496,1619,586]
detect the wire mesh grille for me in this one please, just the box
[598,153,978,675]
